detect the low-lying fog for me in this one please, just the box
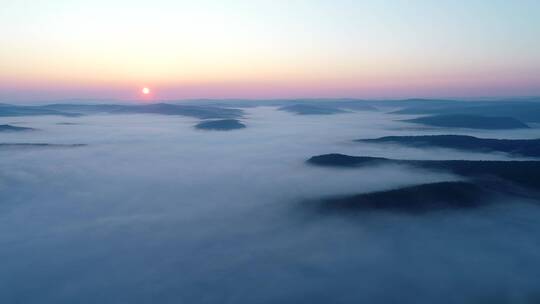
[1,107,540,303]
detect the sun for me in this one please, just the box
[142,87,150,95]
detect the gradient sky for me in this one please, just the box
[1,0,540,102]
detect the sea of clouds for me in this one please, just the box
[1,107,540,303]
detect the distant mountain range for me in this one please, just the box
[0,124,35,132]
[195,119,246,131]
[0,143,86,149]
[278,103,375,115]
[312,181,489,214]
[359,135,540,157]
[392,99,540,123]
[403,114,529,129]
[307,154,540,189]
[3,99,540,123]
[0,103,243,119]
[278,104,350,115]
[306,153,540,213]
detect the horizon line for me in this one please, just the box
[3,95,540,105]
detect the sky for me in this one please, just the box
[1,0,540,102]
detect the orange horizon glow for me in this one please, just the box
[1,1,539,102]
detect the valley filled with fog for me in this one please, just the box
[2,104,540,303]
